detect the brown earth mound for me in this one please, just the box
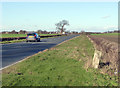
[88,35,119,76]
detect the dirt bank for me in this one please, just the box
[88,35,119,76]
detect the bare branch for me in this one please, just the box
[55,20,69,34]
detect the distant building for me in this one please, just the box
[62,32,65,34]
[2,31,9,34]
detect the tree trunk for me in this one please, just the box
[61,24,65,34]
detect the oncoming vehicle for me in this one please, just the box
[26,33,40,42]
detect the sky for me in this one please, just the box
[0,1,118,32]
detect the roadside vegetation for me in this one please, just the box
[1,34,62,44]
[0,37,56,44]
[1,34,59,38]
[2,35,118,86]
[0,39,26,44]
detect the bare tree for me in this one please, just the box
[19,30,27,34]
[37,30,42,34]
[55,20,69,34]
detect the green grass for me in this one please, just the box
[0,37,55,44]
[91,33,120,36]
[0,35,61,44]
[0,39,26,44]
[1,34,59,38]
[2,35,118,86]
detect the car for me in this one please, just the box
[26,33,40,42]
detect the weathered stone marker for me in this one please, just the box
[92,50,102,68]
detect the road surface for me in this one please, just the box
[1,34,79,68]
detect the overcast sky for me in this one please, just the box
[0,1,118,32]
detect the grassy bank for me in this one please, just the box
[91,33,120,36]
[0,39,26,44]
[2,35,118,86]
[1,34,59,38]
[0,37,58,44]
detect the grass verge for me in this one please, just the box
[0,39,26,44]
[0,37,57,44]
[2,35,118,86]
[1,34,59,38]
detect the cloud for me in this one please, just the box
[101,15,111,19]
[77,25,118,32]
[103,26,117,30]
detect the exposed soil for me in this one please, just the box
[88,35,119,76]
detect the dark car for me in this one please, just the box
[26,33,40,42]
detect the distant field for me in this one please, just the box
[1,34,59,38]
[91,33,120,36]
[91,33,119,44]
[95,35,118,44]
[91,33,119,43]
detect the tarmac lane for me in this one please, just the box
[1,34,80,68]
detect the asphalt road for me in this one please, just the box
[1,34,80,68]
